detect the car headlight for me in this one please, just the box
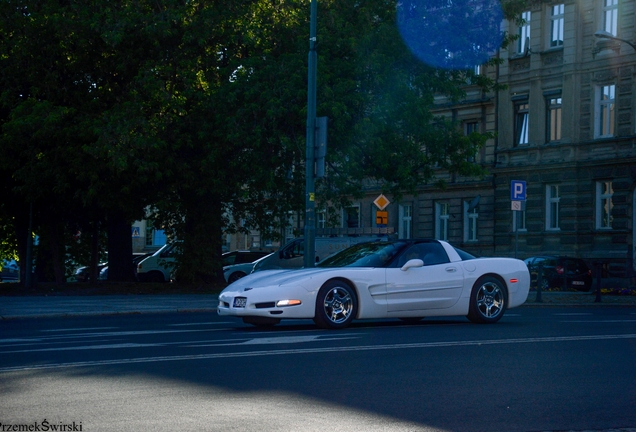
[276,299,302,307]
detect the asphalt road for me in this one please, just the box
[1,308,636,432]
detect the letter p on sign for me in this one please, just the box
[511,180,527,201]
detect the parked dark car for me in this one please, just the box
[523,256,593,291]
[1,260,20,282]
[75,263,108,282]
[99,253,153,281]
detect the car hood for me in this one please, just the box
[222,267,343,293]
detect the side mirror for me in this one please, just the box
[401,259,424,271]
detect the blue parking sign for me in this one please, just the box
[511,180,526,201]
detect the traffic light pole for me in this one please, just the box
[303,0,317,268]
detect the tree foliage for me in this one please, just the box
[0,0,527,285]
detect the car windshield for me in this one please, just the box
[317,242,408,268]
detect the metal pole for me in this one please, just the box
[535,262,543,303]
[595,261,602,303]
[514,210,519,259]
[303,0,318,268]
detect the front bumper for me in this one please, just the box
[217,286,316,319]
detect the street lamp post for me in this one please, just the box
[304,0,318,268]
[594,30,636,51]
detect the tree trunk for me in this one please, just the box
[14,204,29,288]
[107,211,135,282]
[178,192,225,285]
[89,221,101,284]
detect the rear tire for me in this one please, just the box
[467,276,507,324]
[313,280,357,329]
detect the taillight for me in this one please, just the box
[556,266,564,275]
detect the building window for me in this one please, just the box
[464,121,479,161]
[512,209,526,232]
[546,185,560,230]
[398,204,412,239]
[435,202,449,241]
[285,214,295,243]
[147,228,166,247]
[550,4,564,47]
[464,201,478,242]
[604,0,618,36]
[464,121,479,135]
[317,210,326,229]
[596,181,614,229]
[343,205,360,229]
[515,101,529,145]
[518,11,531,54]
[547,96,562,142]
[596,85,615,138]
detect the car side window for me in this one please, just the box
[235,254,251,264]
[533,257,544,266]
[398,243,450,267]
[282,242,304,259]
[160,245,176,258]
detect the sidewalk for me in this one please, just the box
[524,290,636,307]
[0,291,634,320]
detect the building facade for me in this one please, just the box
[314,0,636,284]
[133,1,635,285]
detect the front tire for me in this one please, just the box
[313,280,357,329]
[467,276,507,324]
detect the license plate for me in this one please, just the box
[572,281,584,286]
[233,297,247,308]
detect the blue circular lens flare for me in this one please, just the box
[397,0,504,70]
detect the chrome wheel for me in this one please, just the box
[324,287,353,323]
[314,280,357,329]
[467,276,507,324]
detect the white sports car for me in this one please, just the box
[218,239,530,329]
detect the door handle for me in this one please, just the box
[446,267,457,273]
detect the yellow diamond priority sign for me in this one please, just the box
[373,194,390,210]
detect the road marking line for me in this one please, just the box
[169,322,233,326]
[553,313,593,316]
[189,334,358,347]
[561,320,636,323]
[2,343,164,354]
[41,327,119,332]
[0,329,210,345]
[1,333,635,373]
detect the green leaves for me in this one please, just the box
[0,0,522,282]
